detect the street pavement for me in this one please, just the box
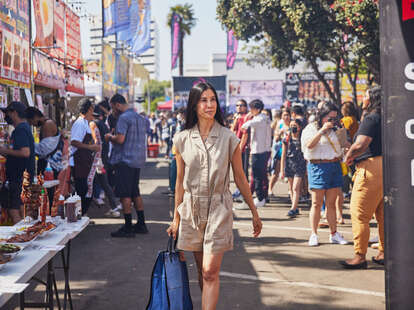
[4,157,385,310]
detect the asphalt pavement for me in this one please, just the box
[3,157,385,310]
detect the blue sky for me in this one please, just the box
[81,0,228,81]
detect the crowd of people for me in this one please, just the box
[0,84,384,309]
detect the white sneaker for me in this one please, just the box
[94,198,105,206]
[104,209,121,218]
[234,202,250,210]
[330,232,348,245]
[254,198,266,208]
[308,233,319,246]
[369,235,379,243]
[113,204,123,212]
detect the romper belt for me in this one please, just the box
[184,191,229,230]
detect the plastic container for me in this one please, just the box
[58,195,65,219]
[147,144,160,158]
[44,163,54,181]
[65,196,78,223]
[72,192,82,219]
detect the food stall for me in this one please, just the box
[0,170,89,309]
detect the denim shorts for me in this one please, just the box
[307,162,343,190]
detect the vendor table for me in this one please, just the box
[0,217,89,309]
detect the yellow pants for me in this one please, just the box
[350,156,384,255]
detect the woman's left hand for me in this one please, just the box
[252,214,262,238]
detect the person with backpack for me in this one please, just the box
[26,107,63,208]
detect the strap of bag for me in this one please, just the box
[325,134,341,157]
[167,235,178,253]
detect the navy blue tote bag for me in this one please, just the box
[146,237,193,310]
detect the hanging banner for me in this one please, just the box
[114,0,130,33]
[103,0,116,36]
[33,0,54,48]
[173,76,226,111]
[66,68,84,95]
[380,1,414,309]
[102,44,117,98]
[118,0,138,43]
[66,7,82,69]
[228,80,284,112]
[131,0,151,55]
[226,30,238,70]
[33,51,65,90]
[115,54,129,88]
[84,59,101,81]
[51,0,65,61]
[0,0,30,88]
[171,12,181,70]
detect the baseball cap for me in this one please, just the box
[0,101,27,117]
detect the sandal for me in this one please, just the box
[372,256,385,266]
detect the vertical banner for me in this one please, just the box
[66,7,82,69]
[33,0,54,48]
[131,0,151,55]
[103,0,116,36]
[118,0,138,43]
[226,30,238,70]
[380,1,414,309]
[171,12,181,70]
[114,0,130,33]
[52,0,65,61]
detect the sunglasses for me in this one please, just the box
[236,104,247,107]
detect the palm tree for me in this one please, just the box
[167,4,197,76]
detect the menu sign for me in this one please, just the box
[65,68,84,95]
[33,0,54,48]
[0,0,30,88]
[66,7,82,69]
[34,51,65,90]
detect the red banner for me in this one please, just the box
[51,1,65,61]
[66,8,82,69]
[33,0,54,48]
[34,51,65,90]
[65,68,84,95]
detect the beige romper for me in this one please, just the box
[173,121,240,254]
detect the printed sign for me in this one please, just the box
[228,80,284,112]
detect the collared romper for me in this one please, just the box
[173,121,240,254]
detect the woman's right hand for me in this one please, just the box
[167,218,180,240]
[320,121,334,134]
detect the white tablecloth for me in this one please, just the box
[0,217,89,307]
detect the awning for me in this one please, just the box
[157,100,172,111]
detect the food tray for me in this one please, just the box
[0,244,24,260]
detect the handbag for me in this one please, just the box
[146,236,193,310]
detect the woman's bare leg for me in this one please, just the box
[202,252,224,310]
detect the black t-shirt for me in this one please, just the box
[95,119,110,166]
[354,112,381,163]
[6,122,35,182]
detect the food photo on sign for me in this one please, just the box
[33,0,54,48]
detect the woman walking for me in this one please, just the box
[167,82,262,310]
[301,103,348,246]
[280,118,306,217]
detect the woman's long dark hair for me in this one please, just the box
[184,82,225,130]
[366,85,382,114]
[316,102,339,129]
